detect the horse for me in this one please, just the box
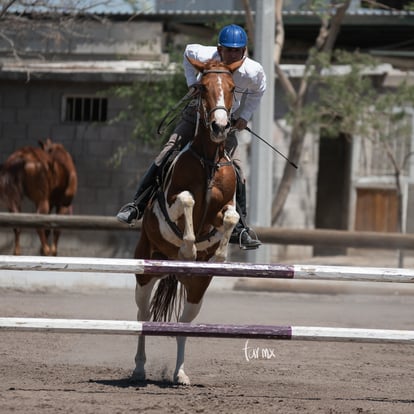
[132,57,244,385]
[0,138,77,256]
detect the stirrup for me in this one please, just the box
[116,202,140,227]
[236,228,261,250]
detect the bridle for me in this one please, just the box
[196,68,234,134]
[159,66,237,243]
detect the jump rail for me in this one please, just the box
[1,212,414,249]
[1,317,413,344]
[0,255,414,283]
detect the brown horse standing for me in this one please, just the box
[0,138,77,255]
[133,58,244,385]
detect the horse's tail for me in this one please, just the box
[63,169,78,205]
[150,274,185,322]
[0,159,24,209]
[57,149,78,206]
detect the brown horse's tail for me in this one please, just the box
[150,275,185,322]
[0,159,24,210]
[63,169,78,205]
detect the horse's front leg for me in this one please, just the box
[50,206,69,256]
[169,191,196,260]
[210,204,239,263]
[36,228,51,256]
[36,201,51,256]
[132,277,157,381]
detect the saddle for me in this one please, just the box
[151,146,235,243]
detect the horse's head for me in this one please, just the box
[187,57,244,143]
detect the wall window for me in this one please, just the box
[62,96,107,122]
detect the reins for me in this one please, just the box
[157,89,195,135]
[191,68,235,241]
[197,68,233,134]
[157,68,235,136]
[157,65,237,243]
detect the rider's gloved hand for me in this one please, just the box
[232,118,248,131]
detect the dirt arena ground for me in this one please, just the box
[1,283,413,413]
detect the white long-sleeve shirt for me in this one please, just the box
[183,44,266,122]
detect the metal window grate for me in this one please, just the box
[63,96,107,122]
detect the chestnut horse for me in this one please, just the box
[132,57,244,385]
[0,138,77,255]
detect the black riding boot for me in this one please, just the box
[229,174,261,249]
[116,162,159,224]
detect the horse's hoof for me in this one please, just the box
[130,369,146,382]
[41,247,51,256]
[174,371,191,386]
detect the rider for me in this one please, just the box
[117,24,266,249]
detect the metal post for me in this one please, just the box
[248,0,275,263]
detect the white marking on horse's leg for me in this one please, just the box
[173,300,203,385]
[132,279,156,381]
[169,191,196,260]
[210,205,239,263]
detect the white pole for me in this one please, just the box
[2,318,414,344]
[248,0,275,263]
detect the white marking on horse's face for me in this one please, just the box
[207,77,229,144]
[213,77,228,128]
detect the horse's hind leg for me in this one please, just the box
[50,229,60,256]
[8,204,22,256]
[36,200,51,256]
[50,205,69,256]
[173,277,212,385]
[13,228,21,256]
[36,229,51,256]
[132,277,157,381]
[173,301,201,386]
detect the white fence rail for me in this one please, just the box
[1,212,414,249]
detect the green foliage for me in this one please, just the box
[107,22,235,167]
[404,2,414,11]
[110,64,188,147]
[290,50,414,142]
[296,0,346,19]
[361,1,414,11]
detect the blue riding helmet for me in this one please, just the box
[218,24,247,48]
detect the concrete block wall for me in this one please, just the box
[0,77,159,258]
[0,20,164,61]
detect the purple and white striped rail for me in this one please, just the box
[1,317,413,344]
[0,255,413,283]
